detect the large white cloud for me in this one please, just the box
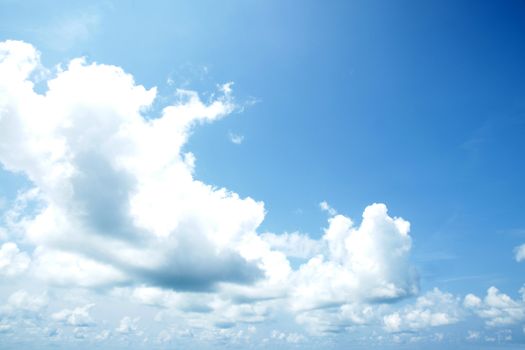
[0,40,426,340]
[0,39,267,291]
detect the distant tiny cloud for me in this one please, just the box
[514,244,525,262]
[37,12,100,51]
[319,201,337,216]
[229,132,244,144]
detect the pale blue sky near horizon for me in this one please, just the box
[1,1,525,349]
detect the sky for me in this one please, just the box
[0,0,525,349]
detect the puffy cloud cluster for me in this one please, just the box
[464,286,525,327]
[0,40,429,342]
[3,290,48,314]
[0,39,266,291]
[0,39,418,302]
[290,204,418,312]
[116,316,141,335]
[383,288,461,332]
[52,304,96,327]
[0,242,30,276]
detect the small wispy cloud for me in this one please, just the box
[228,132,244,145]
[319,201,337,216]
[37,12,101,51]
[514,243,525,262]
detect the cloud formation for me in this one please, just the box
[0,242,30,276]
[383,288,461,332]
[0,39,266,292]
[0,40,524,348]
[0,39,419,302]
[464,286,525,327]
[515,244,525,262]
[0,39,469,345]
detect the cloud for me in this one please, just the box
[466,330,480,340]
[382,288,462,332]
[0,40,427,340]
[52,304,96,327]
[116,316,140,335]
[290,204,418,312]
[514,244,525,262]
[3,290,48,314]
[271,330,306,344]
[319,201,337,216]
[0,242,30,276]
[0,40,267,292]
[228,132,244,144]
[260,232,322,259]
[464,286,525,327]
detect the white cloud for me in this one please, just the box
[0,242,30,276]
[271,330,306,344]
[95,329,111,341]
[0,40,267,291]
[0,40,429,340]
[464,286,525,327]
[514,244,525,262]
[260,232,322,259]
[32,248,127,288]
[466,330,480,340]
[319,201,337,216]
[116,316,140,335]
[4,289,48,313]
[52,304,96,327]
[228,132,244,144]
[382,288,461,332]
[290,204,417,312]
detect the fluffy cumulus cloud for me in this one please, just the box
[3,290,48,314]
[290,204,418,312]
[0,242,30,276]
[464,286,525,327]
[0,39,265,292]
[52,304,96,327]
[6,39,513,347]
[0,40,418,303]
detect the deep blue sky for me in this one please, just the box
[1,1,525,348]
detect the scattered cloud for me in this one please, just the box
[466,330,480,341]
[464,286,525,327]
[228,131,244,144]
[260,232,322,259]
[116,316,141,335]
[319,201,337,216]
[52,304,96,327]
[514,244,525,262]
[0,242,30,276]
[3,289,48,314]
[290,204,418,313]
[383,288,462,332]
[1,39,524,347]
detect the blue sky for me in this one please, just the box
[1,0,525,349]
